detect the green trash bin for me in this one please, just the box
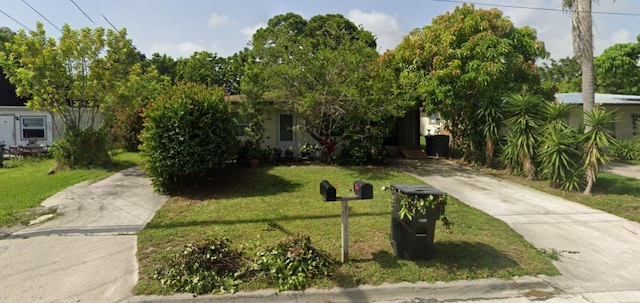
[390,184,447,260]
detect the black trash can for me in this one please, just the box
[390,184,446,260]
[424,136,435,156]
[432,135,449,158]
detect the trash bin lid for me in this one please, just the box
[390,184,446,197]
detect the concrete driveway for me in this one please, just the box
[0,167,167,303]
[603,161,640,180]
[396,159,640,301]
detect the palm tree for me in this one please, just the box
[563,0,595,116]
[581,107,616,195]
[501,93,544,180]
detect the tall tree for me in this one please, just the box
[148,52,178,82]
[393,4,548,163]
[594,36,640,94]
[0,23,140,167]
[564,0,594,114]
[244,13,410,160]
[175,51,227,87]
[538,57,582,93]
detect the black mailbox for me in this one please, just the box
[353,181,373,200]
[320,180,337,201]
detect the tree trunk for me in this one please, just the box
[583,167,595,195]
[574,0,595,126]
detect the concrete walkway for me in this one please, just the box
[0,167,167,303]
[397,159,640,301]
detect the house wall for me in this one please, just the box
[0,106,54,146]
[419,109,443,136]
[567,104,640,140]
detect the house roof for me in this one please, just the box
[556,92,640,105]
[0,69,26,106]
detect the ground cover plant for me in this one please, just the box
[0,152,139,226]
[135,164,558,295]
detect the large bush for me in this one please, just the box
[140,83,236,193]
[51,129,112,168]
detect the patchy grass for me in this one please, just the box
[0,152,140,226]
[488,169,640,224]
[135,164,558,295]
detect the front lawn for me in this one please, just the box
[0,152,140,226]
[135,164,558,295]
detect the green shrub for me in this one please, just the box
[338,139,386,166]
[252,235,334,292]
[140,83,237,193]
[154,238,245,294]
[51,128,112,168]
[610,139,640,161]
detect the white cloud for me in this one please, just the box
[241,22,267,41]
[611,29,632,44]
[347,9,403,53]
[208,12,232,28]
[150,42,207,58]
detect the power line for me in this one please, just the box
[433,0,640,17]
[0,9,32,31]
[21,0,62,33]
[102,14,118,31]
[69,0,94,23]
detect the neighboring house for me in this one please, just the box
[0,73,57,147]
[555,92,640,140]
[419,109,443,136]
[0,100,57,147]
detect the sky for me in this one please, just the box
[1,0,639,60]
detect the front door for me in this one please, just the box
[277,114,295,152]
[0,115,15,146]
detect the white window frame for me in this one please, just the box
[20,116,46,140]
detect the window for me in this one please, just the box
[21,116,46,139]
[633,114,639,137]
[279,114,293,141]
[429,113,441,125]
[231,112,248,137]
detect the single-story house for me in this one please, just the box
[0,75,58,147]
[228,95,424,154]
[555,92,640,140]
[227,95,316,155]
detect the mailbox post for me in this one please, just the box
[320,180,373,263]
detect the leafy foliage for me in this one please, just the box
[244,13,410,161]
[252,235,334,292]
[51,129,112,169]
[538,102,584,191]
[610,139,640,161]
[139,83,236,193]
[500,93,544,179]
[538,56,582,93]
[582,107,617,195]
[0,23,140,167]
[394,193,452,229]
[392,4,548,161]
[104,64,169,151]
[154,238,244,295]
[595,35,640,94]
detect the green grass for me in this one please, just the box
[135,164,558,295]
[0,152,140,226]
